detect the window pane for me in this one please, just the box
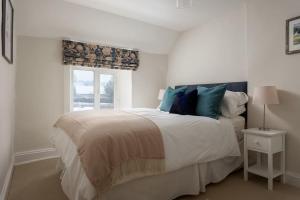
[100,74,114,109]
[73,70,94,111]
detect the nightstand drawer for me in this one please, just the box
[247,135,269,152]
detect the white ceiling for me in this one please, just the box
[64,0,244,31]
[17,0,179,54]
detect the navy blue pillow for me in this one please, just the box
[160,87,187,112]
[170,89,198,115]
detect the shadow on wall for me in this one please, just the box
[248,89,300,131]
[269,90,300,128]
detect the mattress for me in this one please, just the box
[52,110,245,200]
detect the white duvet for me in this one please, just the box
[53,108,241,199]
[127,108,240,172]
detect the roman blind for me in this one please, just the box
[63,40,139,70]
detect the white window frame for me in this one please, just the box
[64,66,119,112]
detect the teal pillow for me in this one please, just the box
[195,84,227,119]
[160,87,187,112]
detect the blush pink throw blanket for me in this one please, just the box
[54,110,165,193]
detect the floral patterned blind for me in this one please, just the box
[63,40,139,70]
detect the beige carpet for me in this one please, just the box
[7,158,300,200]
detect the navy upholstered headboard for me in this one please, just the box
[175,81,248,125]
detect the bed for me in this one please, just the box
[52,81,248,200]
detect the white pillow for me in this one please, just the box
[221,91,248,118]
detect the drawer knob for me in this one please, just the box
[255,140,261,146]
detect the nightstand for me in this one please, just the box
[242,128,287,190]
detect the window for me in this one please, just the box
[99,74,114,109]
[72,70,95,111]
[66,66,132,112]
[69,67,116,111]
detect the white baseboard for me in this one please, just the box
[286,171,300,188]
[14,148,59,166]
[0,157,14,200]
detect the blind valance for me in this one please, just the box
[63,40,139,70]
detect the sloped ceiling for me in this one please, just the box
[64,0,244,31]
[16,0,179,54]
[16,0,244,53]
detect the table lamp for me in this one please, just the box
[253,86,279,130]
[158,89,165,101]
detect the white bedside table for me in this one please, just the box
[242,128,287,190]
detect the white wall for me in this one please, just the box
[132,53,168,108]
[15,37,64,152]
[16,0,178,55]
[247,0,300,175]
[167,3,247,86]
[0,0,16,195]
[15,36,167,152]
[117,70,133,109]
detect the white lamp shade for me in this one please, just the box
[253,86,279,105]
[158,89,165,101]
